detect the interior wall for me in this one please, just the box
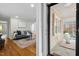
[42,3,48,56]
[0,17,9,36]
[9,18,34,37]
[36,3,43,56]
[49,5,64,53]
[50,10,63,51]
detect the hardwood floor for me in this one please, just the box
[0,38,36,56]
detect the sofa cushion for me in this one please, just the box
[17,31,21,35]
[0,34,2,40]
[24,31,27,35]
[21,31,25,35]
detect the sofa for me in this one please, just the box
[13,30,32,40]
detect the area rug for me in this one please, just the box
[13,39,35,48]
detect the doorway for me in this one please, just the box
[0,21,8,35]
[48,3,76,56]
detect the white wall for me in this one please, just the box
[31,22,36,32]
[42,4,48,56]
[0,17,9,36]
[50,5,64,54]
[9,18,33,37]
[0,21,8,34]
[36,3,43,56]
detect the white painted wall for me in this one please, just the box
[31,22,36,32]
[0,17,9,36]
[0,20,8,35]
[42,4,48,56]
[50,9,63,53]
[36,3,43,56]
[9,18,33,37]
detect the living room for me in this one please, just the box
[0,3,37,56]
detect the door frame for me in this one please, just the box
[76,3,79,56]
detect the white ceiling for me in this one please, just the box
[0,3,37,22]
[51,3,76,18]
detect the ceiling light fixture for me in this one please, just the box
[30,4,34,8]
[15,16,19,18]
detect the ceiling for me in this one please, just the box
[0,3,37,22]
[51,3,76,19]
